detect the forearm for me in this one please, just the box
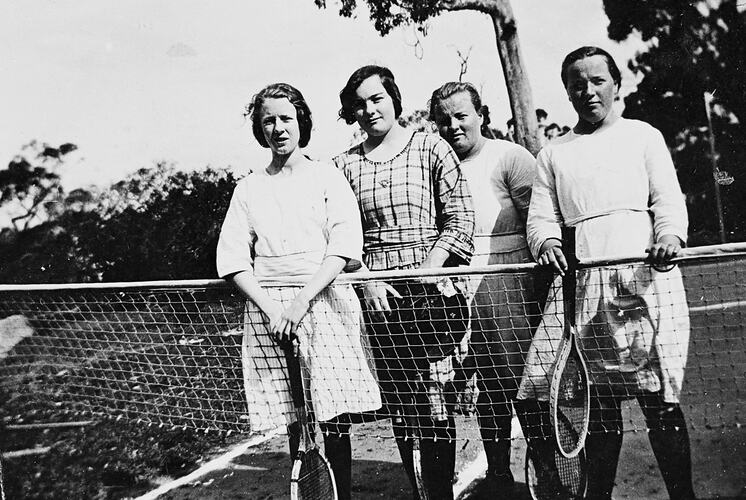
[657,233,684,247]
[296,255,347,303]
[420,246,451,269]
[228,271,277,317]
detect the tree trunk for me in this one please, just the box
[488,4,541,155]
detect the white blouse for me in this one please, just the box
[460,138,535,265]
[216,160,363,278]
[527,118,688,260]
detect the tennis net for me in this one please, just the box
[0,243,744,437]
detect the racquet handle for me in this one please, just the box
[282,344,305,410]
[561,226,578,326]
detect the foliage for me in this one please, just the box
[0,141,78,231]
[314,0,443,35]
[398,109,436,133]
[0,156,238,284]
[80,164,238,282]
[603,0,746,243]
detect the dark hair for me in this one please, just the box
[535,108,548,120]
[545,123,561,132]
[428,81,482,121]
[338,65,403,125]
[561,46,622,88]
[244,83,313,148]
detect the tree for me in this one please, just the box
[0,157,239,283]
[77,164,238,282]
[604,0,746,243]
[313,0,541,154]
[0,141,78,231]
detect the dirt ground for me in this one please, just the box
[156,414,745,500]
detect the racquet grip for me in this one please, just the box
[283,345,305,409]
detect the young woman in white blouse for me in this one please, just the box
[517,47,696,499]
[216,83,380,500]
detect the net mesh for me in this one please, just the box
[292,451,336,500]
[0,248,744,439]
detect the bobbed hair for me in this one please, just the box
[561,46,622,89]
[428,81,482,121]
[338,65,403,125]
[244,83,313,148]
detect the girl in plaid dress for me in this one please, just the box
[216,83,381,500]
[333,65,475,500]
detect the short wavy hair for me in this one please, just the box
[338,65,403,125]
[428,81,482,121]
[560,46,621,89]
[244,83,313,148]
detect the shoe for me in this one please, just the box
[469,470,515,499]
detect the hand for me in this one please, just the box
[646,234,682,266]
[269,293,311,345]
[362,281,402,321]
[537,238,567,275]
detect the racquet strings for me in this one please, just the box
[296,450,336,499]
[556,350,589,456]
[526,419,587,499]
[554,414,586,498]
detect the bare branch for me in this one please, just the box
[448,44,473,81]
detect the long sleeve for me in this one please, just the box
[322,164,364,262]
[644,127,688,244]
[527,148,563,260]
[431,137,475,264]
[216,180,256,278]
[505,146,537,225]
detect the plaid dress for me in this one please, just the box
[334,131,475,419]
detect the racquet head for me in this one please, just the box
[550,332,591,458]
[290,445,337,500]
[525,439,587,500]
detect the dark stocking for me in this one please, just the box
[638,392,696,500]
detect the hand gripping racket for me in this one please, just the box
[284,345,338,500]
[525,412,588,499]
[549,226,590,459]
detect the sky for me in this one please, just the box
[0,0,644,190]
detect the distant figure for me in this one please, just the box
[506,117,516,142]
[536,108,548,145]
[535,108,548,125]
[216,82,381,500]
[479,104,501,139]
[544,122,561,142]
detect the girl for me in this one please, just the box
[216,83,381,500]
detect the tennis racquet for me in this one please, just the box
[549,226,590,459]
[410,373,430,500]
[284,345,338,500]
[525,412,588,499]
